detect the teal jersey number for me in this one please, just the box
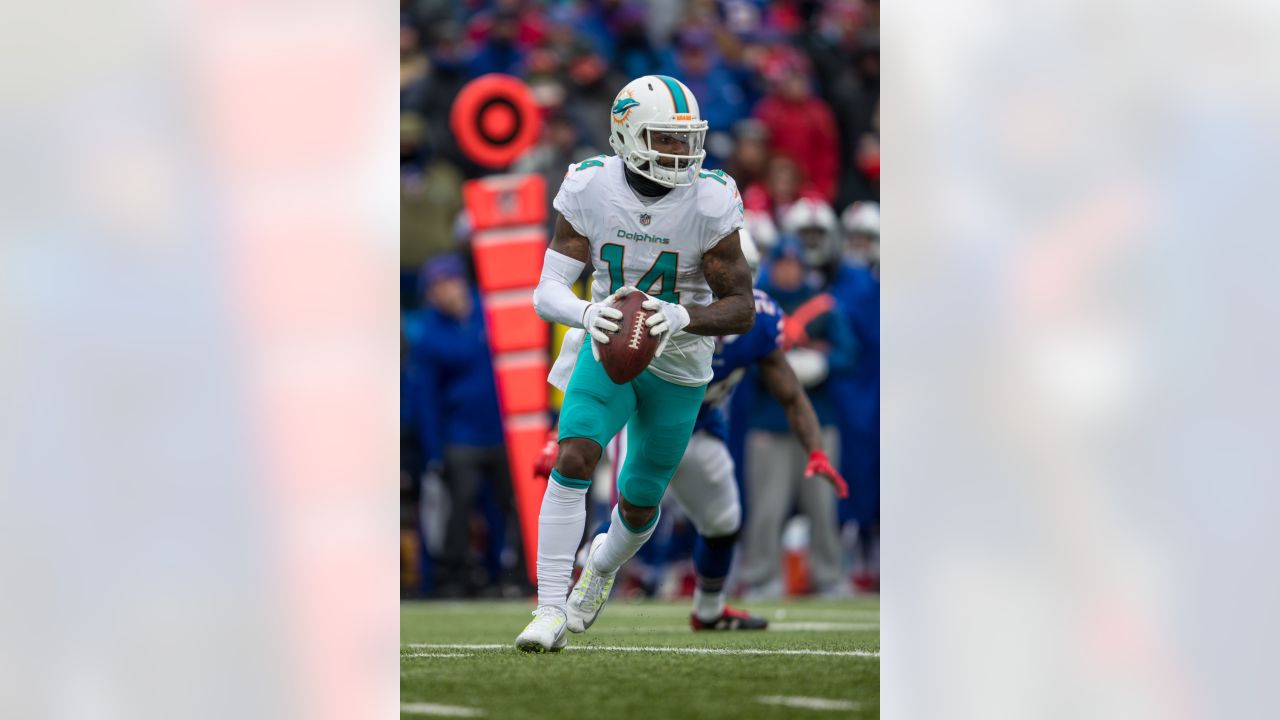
[637,251,680,302]
[600,243,626,293]
[599,245,680,303]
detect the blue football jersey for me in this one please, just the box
[693,289,785,443]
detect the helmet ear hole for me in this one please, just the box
[616,132,624,144]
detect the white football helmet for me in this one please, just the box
[840,201,880,265]
[608,75,708,188]
[781,198,839,267]
[744,209,778,251]
[840,201,880,237]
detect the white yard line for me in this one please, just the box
[756,695,861,711]
[400,702,485,717]
[401,652,475,658]
[404,643,878,658]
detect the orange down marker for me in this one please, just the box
[453,76,548,582]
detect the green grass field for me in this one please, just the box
[402,597,879,718]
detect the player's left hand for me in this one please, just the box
[641,294,691,358]
[804,449,849,499]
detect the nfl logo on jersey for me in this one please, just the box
[639,212,651,226]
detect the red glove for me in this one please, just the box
[533,430,559,481]
[804,449,849,499]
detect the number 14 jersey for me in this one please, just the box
[552,154,744,386]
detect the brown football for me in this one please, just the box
[597,292,660,384]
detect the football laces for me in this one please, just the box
[627,313,646,350]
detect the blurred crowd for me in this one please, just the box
[401,0,879,599]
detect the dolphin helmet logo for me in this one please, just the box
[611,96,640,124]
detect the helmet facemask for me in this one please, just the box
[625,123,707,188]
[798,225,840,267]
[782,199,840,267]
[608,76,709,188]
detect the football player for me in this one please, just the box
[516,76,755,652]
[839,200,880,268]
[532,230,849,631]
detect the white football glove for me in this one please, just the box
[641,294,691,358]
[584,286,635,361]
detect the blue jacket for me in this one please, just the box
[467,41,525,78]
[693,289,786,443]
[828,263,879,432]
[748,276,857,433]
[405,297,505,463]
[678,62,750,134]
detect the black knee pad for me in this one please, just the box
[702,530,740,550]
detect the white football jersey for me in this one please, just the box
[552,154,744,386]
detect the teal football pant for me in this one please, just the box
[555,341,706,507]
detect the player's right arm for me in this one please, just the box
[548,214,589,263]
[533,215,623,343]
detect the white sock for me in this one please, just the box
[536,477,588,609]
[692,587,726,621]
[591,505,659,576]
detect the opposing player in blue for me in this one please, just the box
[664,231,848,629]
[533,230,849,630]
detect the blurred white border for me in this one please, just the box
[0,1,398,718]
[885,1,1280,718]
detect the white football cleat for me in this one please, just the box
[515,606,568,653]
[565,534,616,633]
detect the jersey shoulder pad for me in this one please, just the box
[559,154,610,193]
[695,168,745,245]
[694,167,742,217]
[555,155,613,231]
